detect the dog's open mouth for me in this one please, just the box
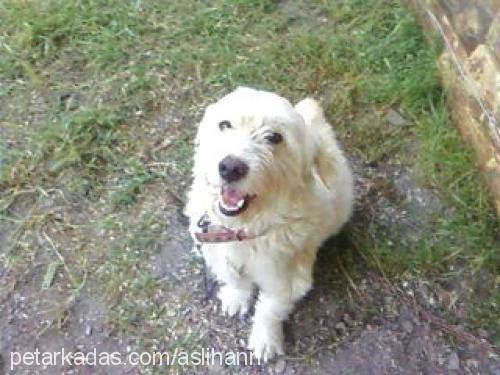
[218,185,256,217]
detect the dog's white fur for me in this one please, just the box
[185,87,354,361]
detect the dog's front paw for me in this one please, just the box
[247,323,284,362]
[218,285,251,317]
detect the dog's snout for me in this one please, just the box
[219,156,248,182]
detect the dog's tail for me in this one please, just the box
[295,98,350,193]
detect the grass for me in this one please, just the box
[1,0,498,363]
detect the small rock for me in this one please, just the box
[85,324,92,336]
[274,358,286,373]
[437,353,446,366]
[478,328,489,338]
[467,359,479,369]
[385,109,408,127]
[447,352,460,371]
[335,322,347,335]
[342,314,355,327]
[53,211,64,222]
[402,320,413,334]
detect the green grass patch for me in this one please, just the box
[1,0,150,76]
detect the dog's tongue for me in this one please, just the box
[221,186,245,207]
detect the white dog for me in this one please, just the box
[184,87,353,361]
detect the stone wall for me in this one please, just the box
[409,0,500,215]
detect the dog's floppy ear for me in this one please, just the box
[295,98,339,190]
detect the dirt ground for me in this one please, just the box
[1,149,498,374]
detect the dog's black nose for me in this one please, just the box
[219,156,248,182]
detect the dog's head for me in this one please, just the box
[193,87,315,219]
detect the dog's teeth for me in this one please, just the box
[220,200,239,212]
[236,199,245,209]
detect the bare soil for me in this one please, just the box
[1,151,498,374]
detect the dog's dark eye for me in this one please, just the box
[264,132,283,145]
[219,120,232,131]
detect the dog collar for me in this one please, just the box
[194,213,259,244]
